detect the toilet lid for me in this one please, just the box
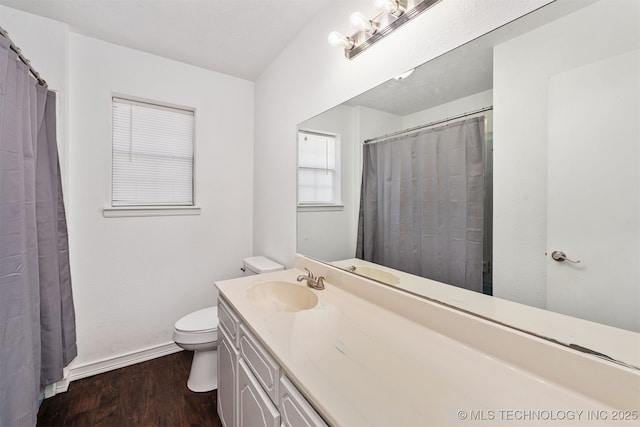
[175,306,219,333]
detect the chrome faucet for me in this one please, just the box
[296,267,325,290]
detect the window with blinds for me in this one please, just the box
[112,97,194,207]
[297,130,341,205]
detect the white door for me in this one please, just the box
[546,50,640,332]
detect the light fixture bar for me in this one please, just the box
[341,0,442,60]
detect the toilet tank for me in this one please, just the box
[242,256,284,276]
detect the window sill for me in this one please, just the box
[297,204,344,212]
[103,206,201,218]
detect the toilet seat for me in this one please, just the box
[175,306,219,333]
[173,307,219,346]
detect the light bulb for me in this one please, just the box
[349,11,375,33]
[328,31,354,49]
[373,0,403,16]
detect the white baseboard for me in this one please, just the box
[48,342,183,397]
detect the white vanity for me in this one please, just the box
[215,255,640,426]
[217,291,327,427]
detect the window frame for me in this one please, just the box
[296,129,343,211]
[103,94,200,218]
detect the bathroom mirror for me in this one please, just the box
[297,0,640,368]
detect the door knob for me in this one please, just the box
[551,250,580,263]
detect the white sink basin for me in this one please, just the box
[352,266,400,285]
[247,281,318,312]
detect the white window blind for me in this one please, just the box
[112,97,194,207]
[297,131,340,205]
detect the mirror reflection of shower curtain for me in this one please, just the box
[356,117,485,292]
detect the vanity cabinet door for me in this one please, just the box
[218,326,238,427]
[238,359,280,427]
[279,376,328,427]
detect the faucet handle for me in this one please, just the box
[304,267,315,279]
[306,275,325,290]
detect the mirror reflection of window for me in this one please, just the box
[297,131,341,206]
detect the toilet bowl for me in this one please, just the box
[172,306,219,392]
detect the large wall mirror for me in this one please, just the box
[297,0,639,368]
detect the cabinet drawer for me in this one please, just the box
[279,376,328,427]
[239,324,280,404]
[218,297,240,346]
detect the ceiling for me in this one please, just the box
[0,0,334,81]
[345,40,493,116]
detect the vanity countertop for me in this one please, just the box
[215,258,638,426]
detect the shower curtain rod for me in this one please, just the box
[0,26,47,87]
[364,106,493,144]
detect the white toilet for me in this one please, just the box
[172,306,219,392]
[172,256,284,392]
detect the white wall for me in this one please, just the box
[492,0,640,308]
[253,0,554,267]
[67,33,254,368]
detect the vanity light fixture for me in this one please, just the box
[328,0,442,59]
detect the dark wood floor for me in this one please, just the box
[37,351,222,427]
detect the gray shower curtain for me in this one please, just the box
[0,37,76,426]
[356,117,485,292]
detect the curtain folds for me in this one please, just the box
[0,36,77,427]
[356,117,485,292]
